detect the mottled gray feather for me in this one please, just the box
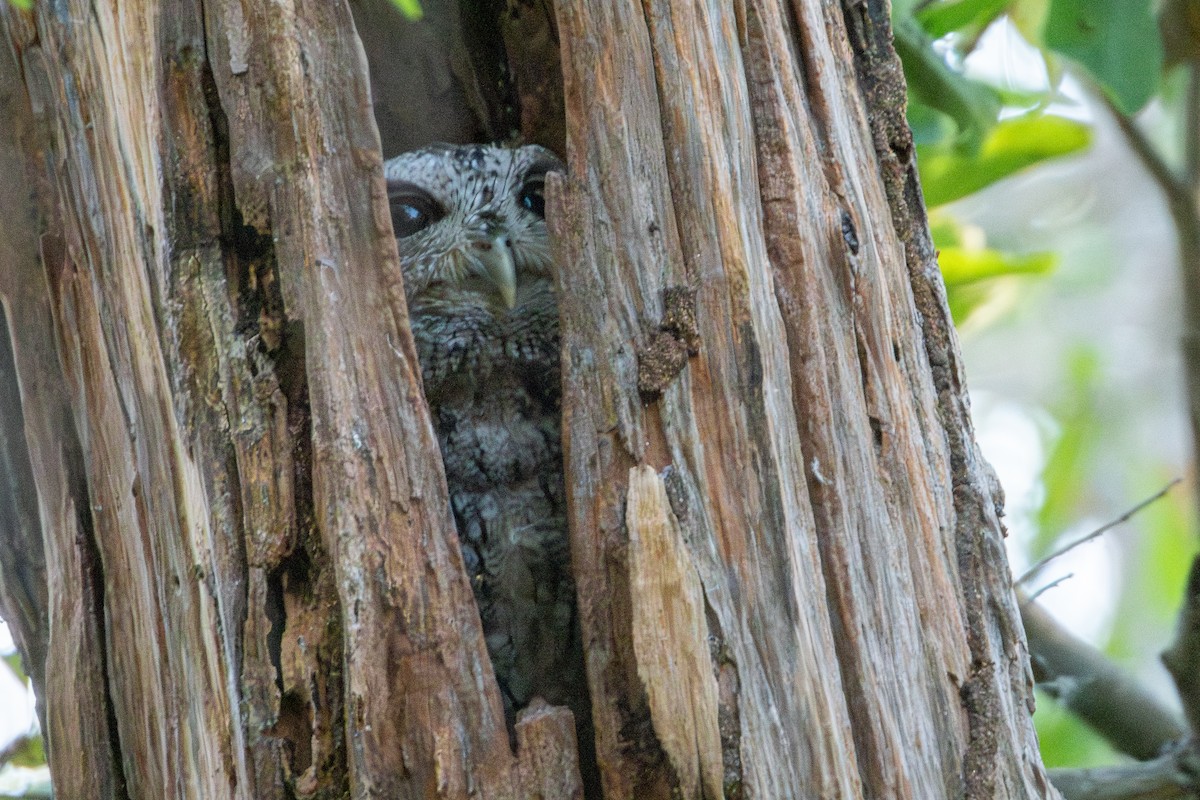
[384,145,590,735]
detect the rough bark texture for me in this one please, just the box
[550,0,1054,796]
[0,0,1054,798]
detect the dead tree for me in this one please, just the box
[0,0,1056,797]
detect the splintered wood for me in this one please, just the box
[516,701,585,800]
[626,466,724,800]
[552,0,1054,798]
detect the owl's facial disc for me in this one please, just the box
[386,144,562,314]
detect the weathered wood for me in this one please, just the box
[552,2,861,794]
[746,1,971,793]
[0,0,577,797]
[0,56,48,714]
[626,466,723,800]
[845,3,1058,796]
[552,0,1055,797]
[515,701,586,800]
[0,24,123,798]
[0,5,252,797]
[0,0,1057,798]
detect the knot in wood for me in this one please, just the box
[636,286,700,396]
[660,286,700,354]
[637,331,690,396]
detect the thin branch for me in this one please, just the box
[1100,90,1191,212]
[1049,741,1200,800]
[1025,572,1074,604]
[1171,63,1200,539]
[1185,63,1200,193]
[1021,597,1188,760]
[1162,556,1200,733]
[1095,73,1200,542]
[1015,479,1182,587]
[0,733,38,768]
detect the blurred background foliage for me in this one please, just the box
[896,0,1197,772]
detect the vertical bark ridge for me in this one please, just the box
[2,0,565,797]
[555,0,1054,797]
[0,17,128,795]
[838,1,1054,797]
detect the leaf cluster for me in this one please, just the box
[896,0,1181,324]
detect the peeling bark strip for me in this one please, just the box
[0,0,1056,798]
[0,22,123,787]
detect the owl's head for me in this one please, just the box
[384,144,563,314]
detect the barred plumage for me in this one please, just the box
[385,145,592,780]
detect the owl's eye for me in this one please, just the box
[518,176,546,219]
[388,184,444,238]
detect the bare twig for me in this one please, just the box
[1021,597,1187,760]
[1015,479,1182,587]
[1025,572,1074,604]
[1049,740,1200,800]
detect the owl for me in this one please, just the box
[384,144,595,783]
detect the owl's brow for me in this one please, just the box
[464,166,493,213]
[458,151,521,216]
[502,151,523,190]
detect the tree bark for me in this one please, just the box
[0,1,1056,799]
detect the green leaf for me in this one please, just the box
[891,0,925,20]
[2,652,26,683]
[917,0,1011,38]
[6,0,32,9]
[1044,0,1163,114]
[939,247,1055,285]
[1105,473,1195,663]
[918,112,1091,206]
[389,0,423,21]
[1010,0,1051,44]
[931,212,1055,323]
[1138,486,1196,626]
[935,233,1055,323]
[945,281,994,323]
[991,88,1053,114]
[928,215,965,247]
[907,100,958,146]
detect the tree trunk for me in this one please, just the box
[0,1,1056,798]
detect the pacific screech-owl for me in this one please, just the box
[384,144,592,768]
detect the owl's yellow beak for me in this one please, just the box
[474,238,517,309]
